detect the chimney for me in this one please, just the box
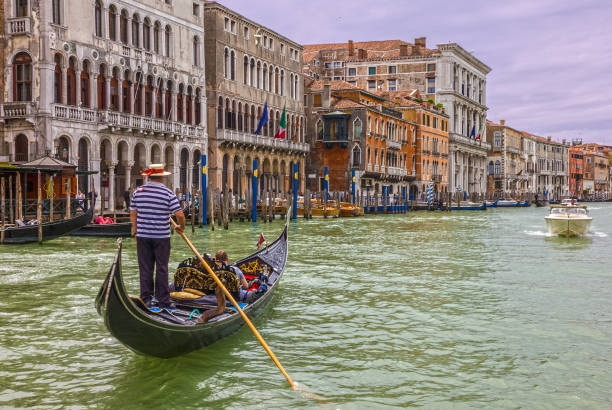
[547,136,552,141]
[500,120,505,126]
[323,83,331,109]
[414,37,426,55]
[399,44,409,57]
[562,139,566,145]
[358,48,368,59]
[348,40,355,56]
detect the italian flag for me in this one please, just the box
[274,106,286,139]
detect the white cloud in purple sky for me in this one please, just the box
[220,0,612,145]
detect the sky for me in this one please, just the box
[220,0,612,146]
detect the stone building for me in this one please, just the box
[304,80,415,198]
[0,0,207,211]
[203,1,308,198]
[486,120,528,196]
[570,142,611,199]
[534,136,570,199]
[375,90,449,199]
[304,38,490,196]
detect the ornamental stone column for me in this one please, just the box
[75,69,82,107]
[105,77,111,110]
[108,162,117,211]
[61,67,68,105]
[118,80,123,112]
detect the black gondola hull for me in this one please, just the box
[71,222,132,237]
[1,208,93,244]
[95,226,288,358]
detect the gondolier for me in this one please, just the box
[130,164,185,309]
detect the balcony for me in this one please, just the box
[217,129,309,153]
[387,166,408,176]
[386,140,401,150]
[1,102,36,119]
[451,133,490,150]
[507,146,521,154]
[51,104,205,137]
[7,17,32,36]
[432,174,442,182]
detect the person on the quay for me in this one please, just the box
[130,163,185,309]
[198,250,248,323]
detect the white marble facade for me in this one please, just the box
[1,0,207,211]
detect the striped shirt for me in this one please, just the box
[130,182,181,238]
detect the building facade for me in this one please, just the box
[204,1,308,198]
[535,136,570,199]
[1,0,207,211]
[486,120,528,196]
[570,142,611,199]
[304,38,490,196]
[305,81,415,198]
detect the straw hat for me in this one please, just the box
[141,163,172,177]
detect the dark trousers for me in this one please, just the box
[137,237,171,306]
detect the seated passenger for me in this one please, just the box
[198,250,248,323]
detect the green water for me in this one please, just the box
[1,204,611,409]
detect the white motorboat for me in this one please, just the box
[496,198,518,207]
[545,205,592,236]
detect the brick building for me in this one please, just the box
[570,142,611,199]
[304,38,491,196]
[305,80,415,197]
[204,1,308,197]
[0,0,207,212]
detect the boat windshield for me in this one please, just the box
[567,208,587,215]
[550,208,564,214]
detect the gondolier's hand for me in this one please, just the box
[175,224,185,234]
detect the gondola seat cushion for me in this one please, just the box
[173,266,240,294]
[169,291,201,300]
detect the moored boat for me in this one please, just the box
[450,201,486,211]
[496,198,518,207]
[485,200,497,207]
[535,199,549,207]
[71,221,132,237]
[0,207,93,244]
[95,224,288,358]
[545,204,592,236]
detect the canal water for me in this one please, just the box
[1,204,611,408]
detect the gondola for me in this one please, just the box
[71,221,132,237]
[95,223,288,358]
[534,199,549,207]
[0,207,93,244]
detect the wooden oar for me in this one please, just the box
[169,218,297,390]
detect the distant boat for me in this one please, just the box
[496,198,518,207]
[545,204,592,236]
[485,200,497,207]
[71,221,132,237]
[450,201,486,211]
[535,199,549,207]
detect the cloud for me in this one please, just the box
[220,0,612,145]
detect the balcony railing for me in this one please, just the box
[386,140,401,150]
[387,166,408,176]
[1,102,35,118]
[218,129,309,153]
[7,17,32,35]
[451,133,490,150]
[51,104,205,137]
[432,174,442,182]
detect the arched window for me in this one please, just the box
[145,76,153,116]
[316,119,323,140]
[16,0,28,17]
[165,80,173,119]
[290,73,294,98]
[495,160,501,175]
[143,18,151,51]
[225,98,231,130]
[177,83,184,122]
[97,64,106,109]
[15,134,28,162]
[250,59,255,86]
[164,25,171,56]
[488,161,493,175]
[155,79,162,118]
[81,60,90,107]
[120,10,128,44]
[94,1,102,37]
[122,70,131,113]
[274,68,279,94]
[217,97,223,128]
[108,6,117,41]
[243,56,248,85]
[67,58,77,105]
[153,22,161,53]
[132,14,140,47]
[53,54,62,103]
[268,66,273,92]
[110,68,119,110]
[193,36,199,66]
[244,103,249,131]
[237,103,243,132]
[195,88,201,125]
[13,52,32,102]
[57,136,70,162]
[280,70,284,96]
[186,86,193,124]
[256,62,261,88]
[353,118,362,140]
[250,105,255,133]
[263,64,267,90]
[224,48,229,78]
[52,0,61,24]
[230,50,236,80]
